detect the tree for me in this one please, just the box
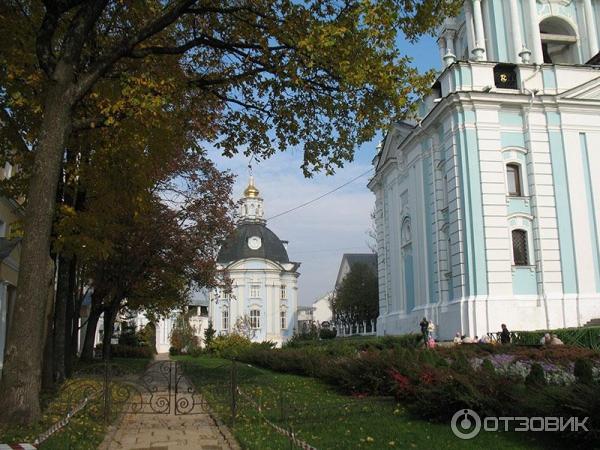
[0,0,461,423]
[332,262,379,325]
[203,320,216,351]
[170,310,199,354]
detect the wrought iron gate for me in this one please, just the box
[60,359,237,424]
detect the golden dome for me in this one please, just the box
[244,177,260,198]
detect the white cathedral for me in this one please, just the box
[370,0,600,340]
[209,178,300,345]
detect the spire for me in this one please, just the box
[240,176,265,223]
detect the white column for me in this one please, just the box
[584,0,599,57]
[472,0,487,60]
[509,0,523,62]
[526,0,543,64]
[464,0,477,58]
[438,36,447,63]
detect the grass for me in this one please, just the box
[0,357,151,449]
[176,355,563,450]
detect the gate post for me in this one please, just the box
[230,360,237,428]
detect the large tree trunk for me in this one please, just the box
[80,305,101,362]
[64,260,78,378]
[41,280,56,392]
[53,255,72,384]
[102,305,119,361]
[0,82,73,424]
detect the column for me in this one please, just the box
[464,0,476,58]
[438,36,447,63]
[584,0,599,57]
[472,0,487,60]
[526,0,543,64]
[509,0,523,62]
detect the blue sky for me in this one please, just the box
[211,33,441,306]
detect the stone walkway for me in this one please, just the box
[99,354,239,450]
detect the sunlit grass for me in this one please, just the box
[176,355,559,450]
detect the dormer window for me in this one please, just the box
[540,17,578,64]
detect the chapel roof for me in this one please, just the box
[217,222,290,265]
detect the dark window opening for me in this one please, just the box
[431,81,442,99]
[494,64,518,89]
[512,229,529,266]
[506,163,523,196]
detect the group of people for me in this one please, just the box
[420,320,566,347]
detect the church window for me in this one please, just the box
[539,17,578,65]
[222,308,229,330]
[280,310,287,329]
[250,284,260,298]
[506,163,523,197]
[250,309,261,329]
[280,284,287,299]
[512,229,529,266]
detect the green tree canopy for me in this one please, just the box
[332,262,379,324]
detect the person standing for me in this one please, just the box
[500,323,511,345]
[419,317,429,343]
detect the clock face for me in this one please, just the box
[248,236,262,250]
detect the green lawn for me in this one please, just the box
[176,355,563,450]
[0,357,151,449]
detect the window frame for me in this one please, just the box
[222,308,229,330]
[511,229,530,266]
[280,310,287,329]
[280,284,287,300]
[250,309,261,329]
[506,163,523,197]
[250,284,261,298]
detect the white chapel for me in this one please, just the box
[210,178,300,345]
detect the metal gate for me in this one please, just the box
[60,359,237,424]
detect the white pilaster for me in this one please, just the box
[525,0,543,64]
[583,0,599,58]
[438,36,447,63]
[509,0,523,62]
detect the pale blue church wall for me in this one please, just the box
[422,148,436,304]
[579,133,600,292]
[455,109,488,297]
[486,0,509,62]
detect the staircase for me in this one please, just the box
[584,318,600,327]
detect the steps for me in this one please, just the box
[584,318,600,327]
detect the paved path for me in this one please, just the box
[99,354,239,450]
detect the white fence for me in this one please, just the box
[333,320,377,337]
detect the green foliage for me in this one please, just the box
[170,311,199,354]
[176,355,554,450]
[211,334,253,360]
[319,327,337,339]
[332,262,378,324]
[480,358,496,375]
[525,363,546,387]
[204,320,217,351]
[574,358,594,384]
[509,326,600,350]
[118,320,139,347]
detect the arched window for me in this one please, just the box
[539,17,578,64]
[222,308,229,330]
[512,229,529,266]
[506,163,523,196]
[250,309,261,329]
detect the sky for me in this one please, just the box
[209,34,441,306]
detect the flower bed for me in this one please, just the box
[235,342,600,443]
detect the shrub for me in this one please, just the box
[319,328,337,339]
[574,358,594,384]
[525,363,546,387]
[109,344,153,358]
[211,334,253,359]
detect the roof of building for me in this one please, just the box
[217,222,290,264]
[586,51,600,65]
[342,253,377,273]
